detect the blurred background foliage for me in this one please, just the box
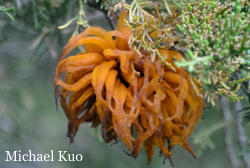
[0,0,250,168]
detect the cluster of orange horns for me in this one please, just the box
[54,11,204,164]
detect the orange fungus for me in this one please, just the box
[54,11,204,164]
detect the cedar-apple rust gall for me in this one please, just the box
[54,10,204,165]
[5,150,84,162]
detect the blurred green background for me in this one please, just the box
[0,0,250,168]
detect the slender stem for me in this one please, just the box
[79,0,84,13]
[229,75,250,86]
[162,0,172,15]
[105,14,116,30]
[221,96,241,168]
[43,36,57,59]
[133,0,153,18]
[234,102,250,168]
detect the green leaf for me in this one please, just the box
[239,135,250,156]
[235,0,241,15]
[0,6,14,12]
[176,24,183,33]
[187,4,192,12]
[187,50,194,59]
[3,12,14,20]
[236,106,250,113]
